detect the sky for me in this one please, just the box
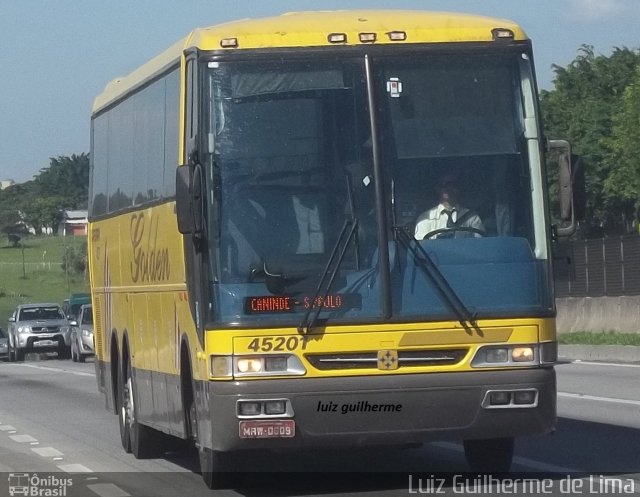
[1,0,639,184]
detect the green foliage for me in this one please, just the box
[61,241,87,274]
[603,66,640,218]
[541,45,640,237]
[35,154,90,209]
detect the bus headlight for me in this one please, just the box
[237,358,263,374]
[210,356,233,377]
[209,354,306,378]
[234,355,306,377]
[471,344,539,368]
[512,346,534,362]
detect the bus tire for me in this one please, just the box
[117,359,132,453]
[463,437,514,473]
[124,357,161,459]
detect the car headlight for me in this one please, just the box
[18,326,31,333]
[82,329,93,337]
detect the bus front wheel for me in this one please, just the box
[463,437,514,473]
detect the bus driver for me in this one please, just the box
[414,172,485,240]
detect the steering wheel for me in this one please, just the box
[423,226,487,240]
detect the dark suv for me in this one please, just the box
[7,303,71,361]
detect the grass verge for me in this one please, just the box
[0,235,89,323]
[558,331,640,346]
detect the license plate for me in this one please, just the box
[34,340,55,347]
[239,420,295,439]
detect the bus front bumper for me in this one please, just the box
[202,367,556,452]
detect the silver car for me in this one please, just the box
[69,304,94,362]
[7,303,71,361]
[0,327,8,360]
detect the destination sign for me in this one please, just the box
[244,293,362,314]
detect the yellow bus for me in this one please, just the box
[89,10,578,488]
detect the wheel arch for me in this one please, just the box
[179,334,195,440]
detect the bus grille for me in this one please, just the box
[305,349,468,370]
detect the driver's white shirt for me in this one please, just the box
[414,203,484,240]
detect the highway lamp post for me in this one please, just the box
[20,241,26,279]
[63,237,71,292]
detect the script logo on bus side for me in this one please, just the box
[130,213,170,283]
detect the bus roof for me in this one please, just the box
[92,10,527,113]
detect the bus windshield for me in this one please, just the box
[202,49,551,327]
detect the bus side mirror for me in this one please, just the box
[176,166,194,234]
[549,140,584,237]
[176,164,204,235]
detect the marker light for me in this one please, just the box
[387,31,407,41]
[359,32,377,43]
[328,33,347,43]
[220,37,239,48]
[492,28,514,40]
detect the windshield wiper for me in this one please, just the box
[297,174,360,334]
[394,227,481,335]
[297,218,358,334]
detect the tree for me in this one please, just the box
[35,153,90,209]
[602,66,640,231]
[20,196,66,235]
[540,46,640,237]
[0,153,89,235]
[61,241,87,274]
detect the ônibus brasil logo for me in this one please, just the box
[8,473,73,497]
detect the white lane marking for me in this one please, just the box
[433,442,581,473]
[513,455,579,473]
[15,363,94,377]
[32,446,64,457]
[565,360,640,369]
[58,463,93,473]
[558,391,640,407]
[88,483,131,497]
[9,434,38,443]
[0,425,17,431]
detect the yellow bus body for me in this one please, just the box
[89,10,556,482]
